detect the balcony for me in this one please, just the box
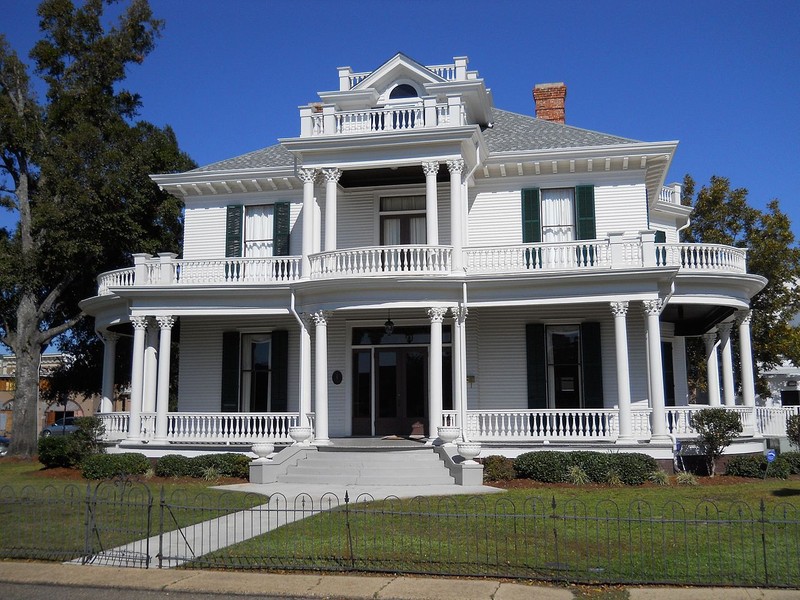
[95,237,748,296]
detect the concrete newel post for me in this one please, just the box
[423,97,437,127]
[640,231,656,267]
[157,253,178,285]
[322,105,336,135]
[132,253,151,285]
[608,232,625,268]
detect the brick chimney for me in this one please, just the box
[533,82,567,123]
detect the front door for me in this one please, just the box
[374,347,428,436]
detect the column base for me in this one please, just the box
[312,438,333,446]
[615,436,638,444]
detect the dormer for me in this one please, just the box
[298,53,493,137]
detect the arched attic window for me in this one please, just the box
[389,83,419,100]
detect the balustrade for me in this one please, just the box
[306,101,461,137]
[311,246,451,278]
[656,243,747,273]
[465,241,610,274]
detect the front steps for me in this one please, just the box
[275,447,456,486]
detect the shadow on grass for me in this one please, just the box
[771,488,800,497]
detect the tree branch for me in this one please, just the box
[37,314,83,348]
[36,275,74,321]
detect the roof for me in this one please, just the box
[190,107,640,174]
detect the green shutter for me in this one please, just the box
[270,330,289,412]
[575,185,596,240]
[225,205,243,257]
[221,331,240,413]
[580,322,604,409]
[525,324,547,409]
[521,188,541,243]
[273,203,291,256]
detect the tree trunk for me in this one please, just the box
[9,293,44,458]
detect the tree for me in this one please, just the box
[690,407,743,476]
[787,414,800,450]
[0,0,194,457]
[681,175,800,397]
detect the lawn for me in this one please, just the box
[0,459,265,564]
[200,476,800,587]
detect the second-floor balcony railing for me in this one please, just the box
[95,238,748,295]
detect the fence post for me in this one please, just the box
[344,491,355,568]
[760,498,769,586]
[158,486,166,569]
[83,483,93,564]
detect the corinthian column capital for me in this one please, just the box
[321,168,342,183]
[297,168,317,184]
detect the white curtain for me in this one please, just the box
[245,205,274,257]
[541,189,575,243]
[409,217,426,244]
[383,218,401,245]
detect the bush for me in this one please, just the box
[787,415,800,450]
[676,471,698,486]
[648,469,670,486]
[38,436,83,468]
[691,408,743,476]
[72,416,106,456]
[482,455,516,482]
[514,451,569,483]
[566,465,590,485]
[81,453,150,480]
[155,454,195,478]
[725,455,791,479]
[780,451,800,474]
[569,451,611,483]
[610,453,658,485]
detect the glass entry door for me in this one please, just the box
[374,347,428,436]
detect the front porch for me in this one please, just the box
[98,405,797,452]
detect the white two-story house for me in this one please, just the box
[81,53,768,459]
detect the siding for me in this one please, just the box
[594,182,648,237]
[183,206,227,259]
[178,316,299,412]
[338,190,375,248]
[468,190,521,246]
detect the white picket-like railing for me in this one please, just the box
[171,257,301,285]
[755,406,800,436]
[97,268,135,295]
[311,246,451,278]
[657,244,747,273]
[97,413,129,440]
[465,241,611,274]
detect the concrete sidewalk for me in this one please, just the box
[0,562,796,599]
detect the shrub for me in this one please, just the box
[514,451,569,483]
[725,455,790,479]
[38,436,83,468]
[192,453,251,479]
[482,455,516,482]
[72,417,106,456]
[566,465,590,485]
[676,471,698,486]
[81,453,150,480]
[787,415,800,450]
[648,469,670,486]
[569,451,611,483]
[605,469,623,486]
[780,451,800,474]
[155,454,195,478]
[609,453,658,485]
[690,408,743,476]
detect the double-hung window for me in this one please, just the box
[244,205,274,257]
[225,203,291,258]
[380,195,426,245]
[522,186,596,243]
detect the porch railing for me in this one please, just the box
[98,412,314,445]
[465,240,613,273]
[656,243,747,273]
[755,406,800,437]
[311,245,451,278]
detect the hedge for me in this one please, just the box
[482,455,516,482]
[154,453,250,480]
[780,451,800,475]
[725,455,791,479]
[513,450,658,485]
[81,453,150,480]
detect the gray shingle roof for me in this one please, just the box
[191,143,294,173]
[484,108,638,152]
[190,107,639,173]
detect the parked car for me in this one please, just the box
[41,417,79,437]
[0,436,9,456]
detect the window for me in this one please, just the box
[244,205,274,257]
[241,334,272,412]
[522,186,596,243]
[389,84,418,99]
[546,325,582,408]
[380,195,426,245]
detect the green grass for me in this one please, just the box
[0,459,265,563]
[200,479,800,587]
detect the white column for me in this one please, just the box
[128,316,148,442]
[322,168,341,252]
[142,319,158,414]
[98,332,118,413]
[703,332,722,406]
[718,322,736,406]
[299,168,317,278]
[737,311,756,408]
[427,307,448,442]
[643,300,668,440]
[154,316,175,442]
[423,162,439,245]
[447,159,464,271]
[611,302,634,441]
[299,314,313,423]
[312,310,331,445]
[451,306,468,440]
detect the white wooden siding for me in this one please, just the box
[178,316,299,413]
[468,190,521,246]
[183,206,227,260]
[594,182,648,237]
[338,190,374,248]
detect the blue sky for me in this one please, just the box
[2,0,799,235]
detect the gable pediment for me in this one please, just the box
[351,52,446,97]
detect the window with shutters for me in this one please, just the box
[546,325,582,408]
[226,203,291,258]
[221,330,289,413]
[244,206,274,257]
[241,334,272,411]
[522,186,596,244]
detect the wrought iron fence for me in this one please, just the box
[1,483,799,587]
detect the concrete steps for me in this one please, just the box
[275,448,455,486]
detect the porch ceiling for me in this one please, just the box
[661,304,736,336]
[339,165,449,188]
